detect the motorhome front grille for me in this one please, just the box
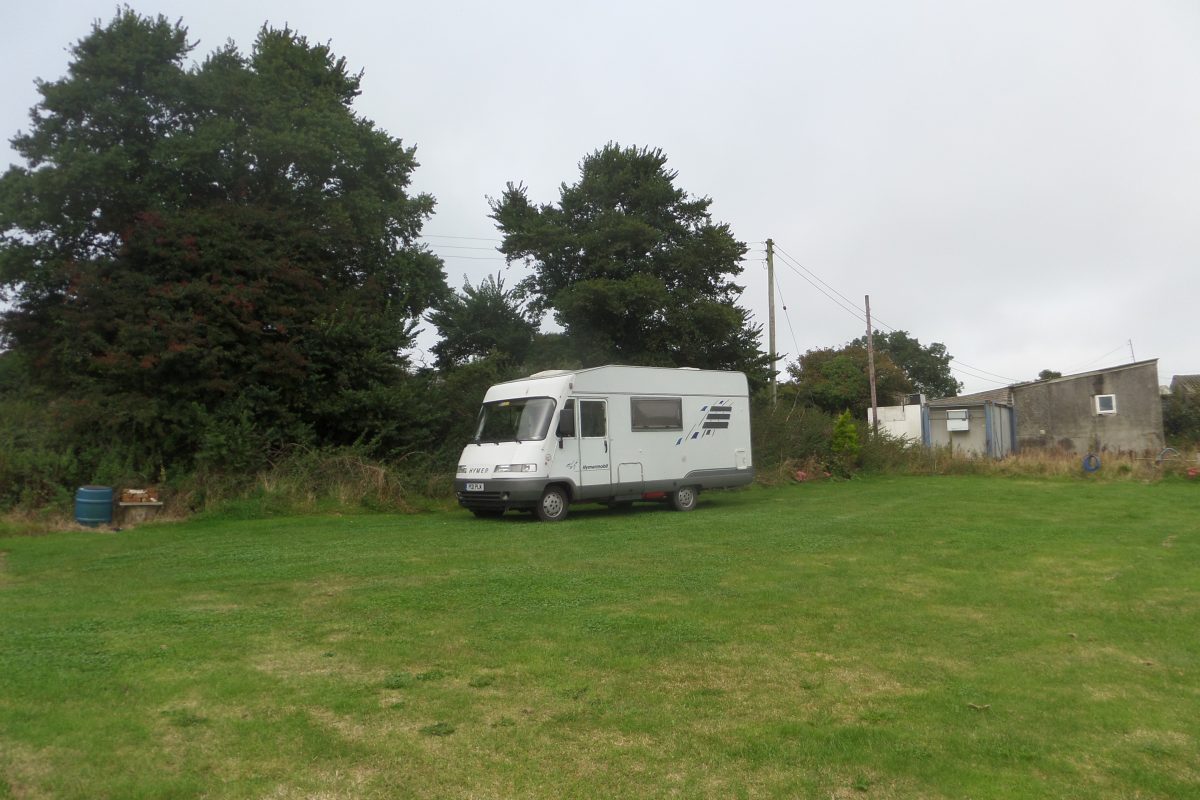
[458,491,508,509]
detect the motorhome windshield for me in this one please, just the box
[474,397,556,443]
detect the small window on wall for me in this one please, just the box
[1094,394,1117,415]
[631,397,683,431]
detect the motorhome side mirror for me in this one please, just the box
[556,408,575,440]
[557,436,563,449]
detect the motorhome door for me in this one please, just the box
[577,399,611,489]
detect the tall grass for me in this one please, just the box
[5,391,1194,532]
[1,447,458,533]
[861,436,1199,482]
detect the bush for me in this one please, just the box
[751,397,835,474]
[858,428,924,474]
[1164,389,1200,448]
[831,411,861,474]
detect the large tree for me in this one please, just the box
[849,329,961,399]
[0,11,446,469]
[787,344,912,418]
[489,144,765,378]
[425,273,538,370]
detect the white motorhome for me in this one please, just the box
[455,365,754,521]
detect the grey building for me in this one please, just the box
[926,388,1015,458]
[872,359,1165,458]
[1012,360,1163,454]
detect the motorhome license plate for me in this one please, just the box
[465,482,485,491]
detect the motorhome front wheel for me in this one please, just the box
[537,486,569,522]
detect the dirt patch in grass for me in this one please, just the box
[885,572,939,599]
[308,707,375,741]
[261,765,378,800]
[650,644,921,729]
[1121,728,1193,752]
[0,740,56,800]
[182,592,241,613]
[1073,643,1160,669]
[253,637,375,683]
[929,603,991,624]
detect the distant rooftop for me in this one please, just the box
[1011,359,1158,389]
[1171,374,1200,392]
[928,387,1013,407]
[924,359,1160,408]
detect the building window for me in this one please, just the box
[631,397,683,431]
[1094,394,1117,415]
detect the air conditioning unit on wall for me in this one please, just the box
[947,409,969,431]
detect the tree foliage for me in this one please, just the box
[426,274,538,370]
[1037,369,1063,381]
[1163,387,1200,446]
[849,330,961,399]
[0,11,447,472]
[489,143,764,379]
[786,345,912,418]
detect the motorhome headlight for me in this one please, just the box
[494,463,538,473]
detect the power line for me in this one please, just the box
[774,271,800,363]
[772,254,867,326]
[950,359,1018,383]
[421,233,502,242]
[772,245,906,333]
[950,366,1011,386]
[1070,340,1132,371]
[425,243,501,252]
[772,245,864,312]
[772,240,1029,385]
[773,244,898,329]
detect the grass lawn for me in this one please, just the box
[1,476,1197,799]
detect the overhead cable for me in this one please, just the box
[1066,343,1128,374]
[949,359,1018,383]
[421,233,502,242]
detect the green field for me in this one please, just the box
[1,477,1197,799]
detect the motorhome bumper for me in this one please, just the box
[455,478,546,510]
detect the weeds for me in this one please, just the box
[5,392,1195,532]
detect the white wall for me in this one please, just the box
[867,404,924,442]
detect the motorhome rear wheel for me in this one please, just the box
[671,486,698,512]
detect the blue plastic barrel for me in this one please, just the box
[75,486,114,527]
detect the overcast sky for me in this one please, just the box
[4,1,1197,393]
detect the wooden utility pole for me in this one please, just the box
[766,239,777,407]
[865,294,879,434]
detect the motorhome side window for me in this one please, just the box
[631,397,683,431]
[474,397,556,443]
[579,400,607,438]
[556,399,576,438]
